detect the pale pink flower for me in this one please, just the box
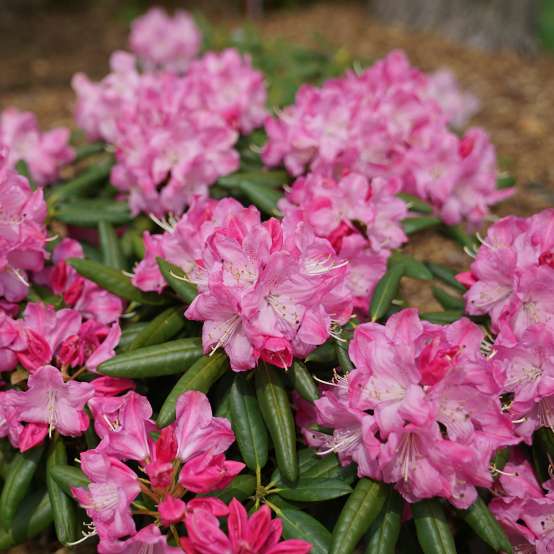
[0,107,74,186]
[129,7,201,73]
[100,524,182,554]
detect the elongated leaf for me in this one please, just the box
[432,286,464,311]
[239,181,282,216]
[74,141,106,161]
[442,224,478,251]
[412,499,456,554]
[370,264,404,322]
[402,216,441,235]
[305,341,337,364]
[457,496,512,553]
[426,262,466,292]
[0,490,52,549]
[389,252,433,280]
[48,159,112,202]
[203,474,256,503]
[497,175,516,189]
[157,257,198,304]
[68,258,166,305]
[127,306,185,351]
[330,478,388,554]
[397,193,433,214]
[99,337,202,377]
[56,199,132,226]
[420,311,463,324]
[535,427,554,459]
[47,438,78,545]
[279,477,352,502]
[230,374,269,471]
[256,363,298,483]
[0,445,44,526]
[99,220,126,270]
[157,352,229,427]
[301,455,355,484]
[50,465,89,496]
[288,360,319,401]
[335,339,354,372]
[219,169,288,189]
[278,506,332,554]
[118,322,149,351]
[366,490,403,554]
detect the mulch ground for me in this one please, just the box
[1,3,554,551]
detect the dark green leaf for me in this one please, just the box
[203,474,257,503]
[288,360,319,401]
[420,311,463,324]
[370,264,404,322]
[99,221,126,270]
[389,252,433,280]
[48,159,112,202]
[412,499,456,554]
[397,193,433,214]
[157,257,198,304]
[432,287,464,311]
[50,465,89,496]
[305,341,337,364]
[402,216,441,235]
[278,505,332,554]
[278,477,352,502]
[127,306,185,351]
[56,199,131,226]
[426,262,466,292]
[366,490,403,554]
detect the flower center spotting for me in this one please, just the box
[86,483,121,513]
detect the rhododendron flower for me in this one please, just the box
[72,451,140,541]
[298,309,517,508]
[101,524,182,554]
[181,498,312,554]
[490,453,554,553]
[8,364,94,444]
[0,148,48,302]
[0,107,74,185]
[183,49,267,133]
[110,74,239,216]
[129,7,201,73]
[263,50,508,227]
[463,209,554,337]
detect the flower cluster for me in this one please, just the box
[263,50,511,226]
[0,149,48,304]
[133,197,352,370]
[297,308,517,508]
[0,108,74,186]
[129,7,202,73]
[489,452,554,553]
[279,171,407,311]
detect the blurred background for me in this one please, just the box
[1,0,553,219]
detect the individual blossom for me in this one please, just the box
[299,309,517,508]
[110,74,239,216]
[462,209,554,337]
[489,453,554,554]
[0,148,48,302]
[181,498,312,554]
[0,107,74,186]
[129,7,201,73]
[100,524,182,554]
[5,364,94,449]
[183,49,267,133]
[280,171,407,311]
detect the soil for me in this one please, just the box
[0,3,553,551]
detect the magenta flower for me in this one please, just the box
[179,452,244,493]
[129,7,201,73]
[99,524,182,554]
[8,364,94,442]
[0,107,74,186]
[72,451,140,541]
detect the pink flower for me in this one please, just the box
[100,524,182,554]
[0,107,74,186]
[8,364,94,441]
[72,450,140,541]
[129,7,201,73]
[0,148,48,302]
[179,452,244,493]
[158,495,187,526]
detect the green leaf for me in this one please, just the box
[389,252,433,280]
[256,363,298,483]
[288,360,319,401]
[56,199,132,226]
[278,505,332,554]
[370,264,404,322]
[229,373,269,471]
[68,258,167,305]
[442,224,478,251]
[366,490,403,554]
[238,180,282,216]
[127,306,185,351]
[157,257,198,304]
[397,193,433,214]
[118,322,149,351]
[426,262,466,293]
[535,427,554,459]
[305,341,337,364]
[278,477,352,502]
[99,220,126,270]
[157,352,229,427]
[402,216,441,235]
[335,339,354,372]
[420,311,463,324]
[218,169,288,189]
[496,175,515,189]
[203,474,256,503]
[456,496,512,553]
[432,287,464,311]
[49,465,90,496]
[0,445,44,527]
[412,499,456,554]
[99,337,202,378]
[0,490,52,549]
[74,142,106,162]
[330,478,388,554]
[48,159,112,202]
[46,438,78,545]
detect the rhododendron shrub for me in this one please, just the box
[1,6,552,554]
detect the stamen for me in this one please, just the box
[149,213,175,233]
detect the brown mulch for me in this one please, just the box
[1,3,554,551]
